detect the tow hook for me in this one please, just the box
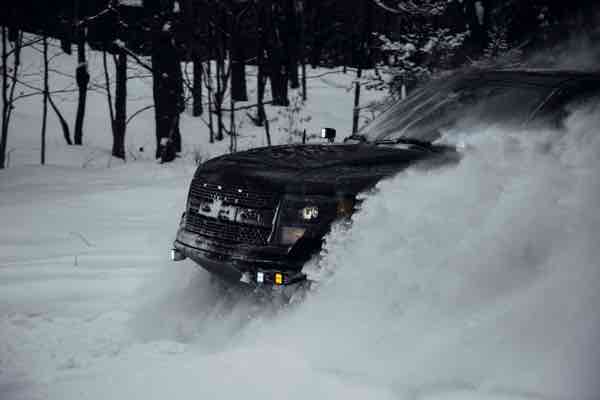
[171,248,186,262]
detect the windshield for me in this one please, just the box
[358,74,554,143]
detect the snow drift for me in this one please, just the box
[109,103,600,400]
[283,104,600,399]
[2,105,600,400]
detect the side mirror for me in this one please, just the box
[321,128,336,143]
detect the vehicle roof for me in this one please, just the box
[359,67,600,143]
[462,68,600,88]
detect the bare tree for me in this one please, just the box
[40,38,73,146]
[73,18,89,145]
[1,27,7,169]
[180,0,204,117]
[149,0,183,159]
[255,0,267,126]
[83,0,180,162]
[352,0,373,134]
[2,31,80,168]
[206,59,214,142]
[113,51,127,159]
[71,0,90,145]
[229,1,248,103]
[0,27,22,169]
[48,91,73,146]
[204,1,251,143]
[102,50,127,160]
[192,59,203,116]
[41,36,48,165]
[265,1,289,106]
[213,4,227,141]
[299,0,307,101]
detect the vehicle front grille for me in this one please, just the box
[185,179,279,246]
[189,181,278,209]
[185,213,272,245]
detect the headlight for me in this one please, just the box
[299,205,319,221]
[279,226,306,245]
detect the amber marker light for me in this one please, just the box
[275,273,283,285]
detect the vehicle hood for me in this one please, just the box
[196,144,449,194]
[203,144,427,170]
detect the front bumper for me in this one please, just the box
[173,228,307,286]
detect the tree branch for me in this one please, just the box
[113,41,154,73]
[47,91,73,145]
[102,51,116,134]
[126,104,154,125]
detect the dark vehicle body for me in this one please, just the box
[172,69,600,286]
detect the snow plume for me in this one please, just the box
[122,104,600,400]
[278,104,600,399]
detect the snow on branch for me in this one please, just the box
[371,0,447,16]
[76,2,118,27]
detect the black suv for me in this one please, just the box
[171,69,600,286]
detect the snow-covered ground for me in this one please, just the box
[1,42,600,400]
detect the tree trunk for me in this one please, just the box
[151,53,159,156]
[74,33,88,145]
[299,0,307,101]
[229,96,236,153]
[308,0,322,68]
[48,93,72,145]
[256,2,270,146]
[182,0,203,118]
[215,46,224,141]
[113,52,127,160]
[230,21,247,102]
[263,111,271,146]
[151,28,183,160]
[192,58,203,116]
[465,0,489,56]
[271,50,290,105]
[351,0,372,134]
[255,0,266,127]
[301,61,306,101]
[102,50,115,134]
[285,0,300,89]
[148,0,182,162]
[267,2,289,106]
[1,27,8,169]
[229,10,238,153]
[41,36,48,165]
[269,50,288,106]
[207,60,214,143]
[256,66,267,127]
[351,67,361,134]
[0,28,20,169]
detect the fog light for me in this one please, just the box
[171,248,185,261]
[300,206,319,220]
[275,273,283,285]
[280,227,306,245]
